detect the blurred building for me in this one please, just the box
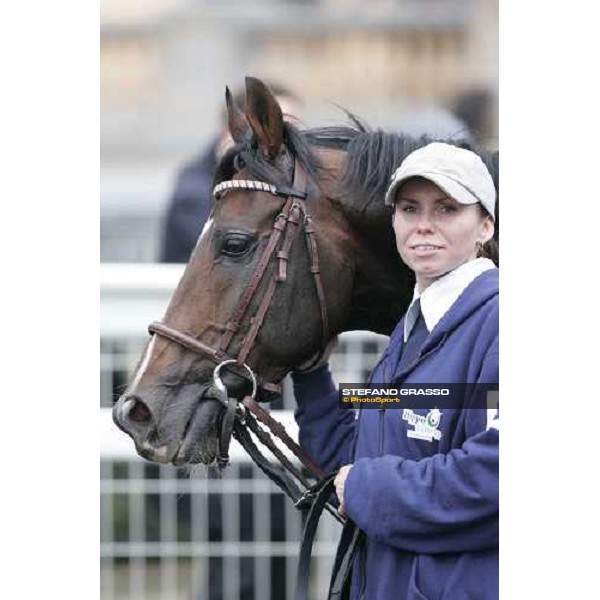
[101,0,498,262]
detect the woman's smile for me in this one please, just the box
[409,243,444,255]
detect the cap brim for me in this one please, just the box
[384,171,480,207]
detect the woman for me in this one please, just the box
[292,142,499,600]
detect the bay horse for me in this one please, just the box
[113,76,499,469]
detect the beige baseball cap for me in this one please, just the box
[384,142,496,219]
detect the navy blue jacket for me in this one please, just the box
[292,268,499,600]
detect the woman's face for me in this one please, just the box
[392,177,494,290]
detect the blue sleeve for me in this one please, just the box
[292,365,357,475]
[344,346,499,554]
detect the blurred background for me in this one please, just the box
[100,1,498,598]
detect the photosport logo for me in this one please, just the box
[402,408,444,442]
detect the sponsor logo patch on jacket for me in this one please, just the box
[402,408,443,442]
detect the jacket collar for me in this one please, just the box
[421,267,498,354]
[386,268,498,382]
[404,258,496,342]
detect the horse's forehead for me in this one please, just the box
[214,193,282,229]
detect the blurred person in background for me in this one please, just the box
[160,83,303,263]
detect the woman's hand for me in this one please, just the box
[334,464,353,516]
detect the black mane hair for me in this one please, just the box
[213,118,499,238]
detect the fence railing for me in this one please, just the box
[100,263,389,600]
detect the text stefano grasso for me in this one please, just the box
[341,388,450,396]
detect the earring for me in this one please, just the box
[476,240,484,257]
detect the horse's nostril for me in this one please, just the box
[127,398,152,424]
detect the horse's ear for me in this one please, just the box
[225,86,249,143]
[245,76,284,158]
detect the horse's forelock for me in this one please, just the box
[213,145,241,188]
[213,122,331,194]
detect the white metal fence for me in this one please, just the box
[100,263,389,600]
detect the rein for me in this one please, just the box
[226,393,362,600]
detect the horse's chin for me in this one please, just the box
[171,396,223,466]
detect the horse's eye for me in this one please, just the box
[222,235,250,257]
[234,154,245,171]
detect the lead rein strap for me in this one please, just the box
[236,402,344,524]
[294,474,337,600]
[293,474,364,600]
[328,521,364,600]
[234,414,362,600]
[243,408,311,488]
[212,161,357,598]
[232,420,306,503]
[243,396,325,480]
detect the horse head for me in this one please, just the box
[113,78,368,465]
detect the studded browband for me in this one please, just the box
[213,178,308,201]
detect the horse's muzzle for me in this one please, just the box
[112,383,223,466]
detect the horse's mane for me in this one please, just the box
[214,116,499,232]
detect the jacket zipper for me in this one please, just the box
[378,406,386,455]
[393,333,448,386]
[411,333,447,371]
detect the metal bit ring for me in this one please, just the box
[213,360,258,403]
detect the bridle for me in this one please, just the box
[148,152,332,470]
[146,153,362,600]
[148,156,329,399]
